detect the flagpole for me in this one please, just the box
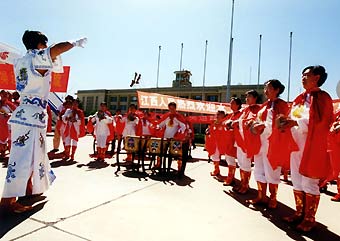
[287,32,293,101]
[226,0,235,102]
[202,40,208,100]
[257,34,262,91]
[179,43,184,71]
[156,45,161,88]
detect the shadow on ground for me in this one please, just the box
[224,188,340,241]
[77,160,110,170]
[0,198,47,239]
[50,159,78,168]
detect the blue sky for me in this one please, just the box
[1,0,340,100]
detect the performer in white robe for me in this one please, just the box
[0,30,86,213]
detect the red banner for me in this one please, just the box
[0,64,70,92]
[51,66,70,92]
[137,91,232,115]
[0,64,15,90]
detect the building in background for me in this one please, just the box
[76,70,264,116]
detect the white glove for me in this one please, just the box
[72,37,88,48]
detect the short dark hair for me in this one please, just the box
[100,102,107,107]
[245,89,259,99]
[129,103,137,109]
[302,65,327,87]
[217,110,226,116]
[264,79,285,96]
[231,97,242,110]
[65,95,74,102]
[22,30,48,50]
[168,102,177,109]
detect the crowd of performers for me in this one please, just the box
[0,30,339,233]
[1,66,340,232]
[205,69,340,232]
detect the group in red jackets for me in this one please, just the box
[86,102,191,171]
[205,65,337,232]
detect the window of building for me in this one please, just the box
[86,96,94,111]
[110,96,117,102]
[193,95,202,100]
[95,96,99,108]
[130,96,137,102]
[120,96,128,102]
[120,105,127,111]
[207,95,218,102]
[110,105,117,111]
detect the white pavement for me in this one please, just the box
[0,135,339,241]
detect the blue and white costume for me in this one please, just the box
[2,48,56,198]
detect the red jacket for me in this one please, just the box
[249,99,298,169]
[328,110,340,178]
[293,89,334,178]
[234,104,261,155]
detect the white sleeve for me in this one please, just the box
[158,117,168,128]
[62,109,71,123]
[176,118,187,133]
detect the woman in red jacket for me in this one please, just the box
[246,79,293,209]
[282,65,333,232]
[230,90,261,193]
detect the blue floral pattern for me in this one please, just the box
[32,111,46,123]
[39,163,45,180]
[15,109,27,121]
[6,162,16,183]
[23,97,47,109]
[16,68,28,91]
[13,131,30,147]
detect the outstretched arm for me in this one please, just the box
[50,38,87,60]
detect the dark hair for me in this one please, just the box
[22,30,48,50]
[231,97,242,110]
[245,89,259,100]
[264,79,285,96]
[168,102,177,109]
[100,102,107,107]
[217,110,226,116]
[73,98,80,104]
[129,103,137,109]
[302,65,327,87]
[65,95,74,102]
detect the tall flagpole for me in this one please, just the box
[287,32,293,101]
[179,43,184,70]
[226,0,235,102]
[202,40,208,100]
[156,45,161,88]
[257,34,262,91]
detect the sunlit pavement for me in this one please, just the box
[0,135,339,241]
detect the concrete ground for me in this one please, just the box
[0,135,339,241]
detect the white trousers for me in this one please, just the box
[63,136,78,147]
[290,127,320,195]
[236,146,251,172]
[211,148,236,167]
[290,150,320,195]
[254,151,281,184]
[96,135,108,148]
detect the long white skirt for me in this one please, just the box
[2,122,55,198]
